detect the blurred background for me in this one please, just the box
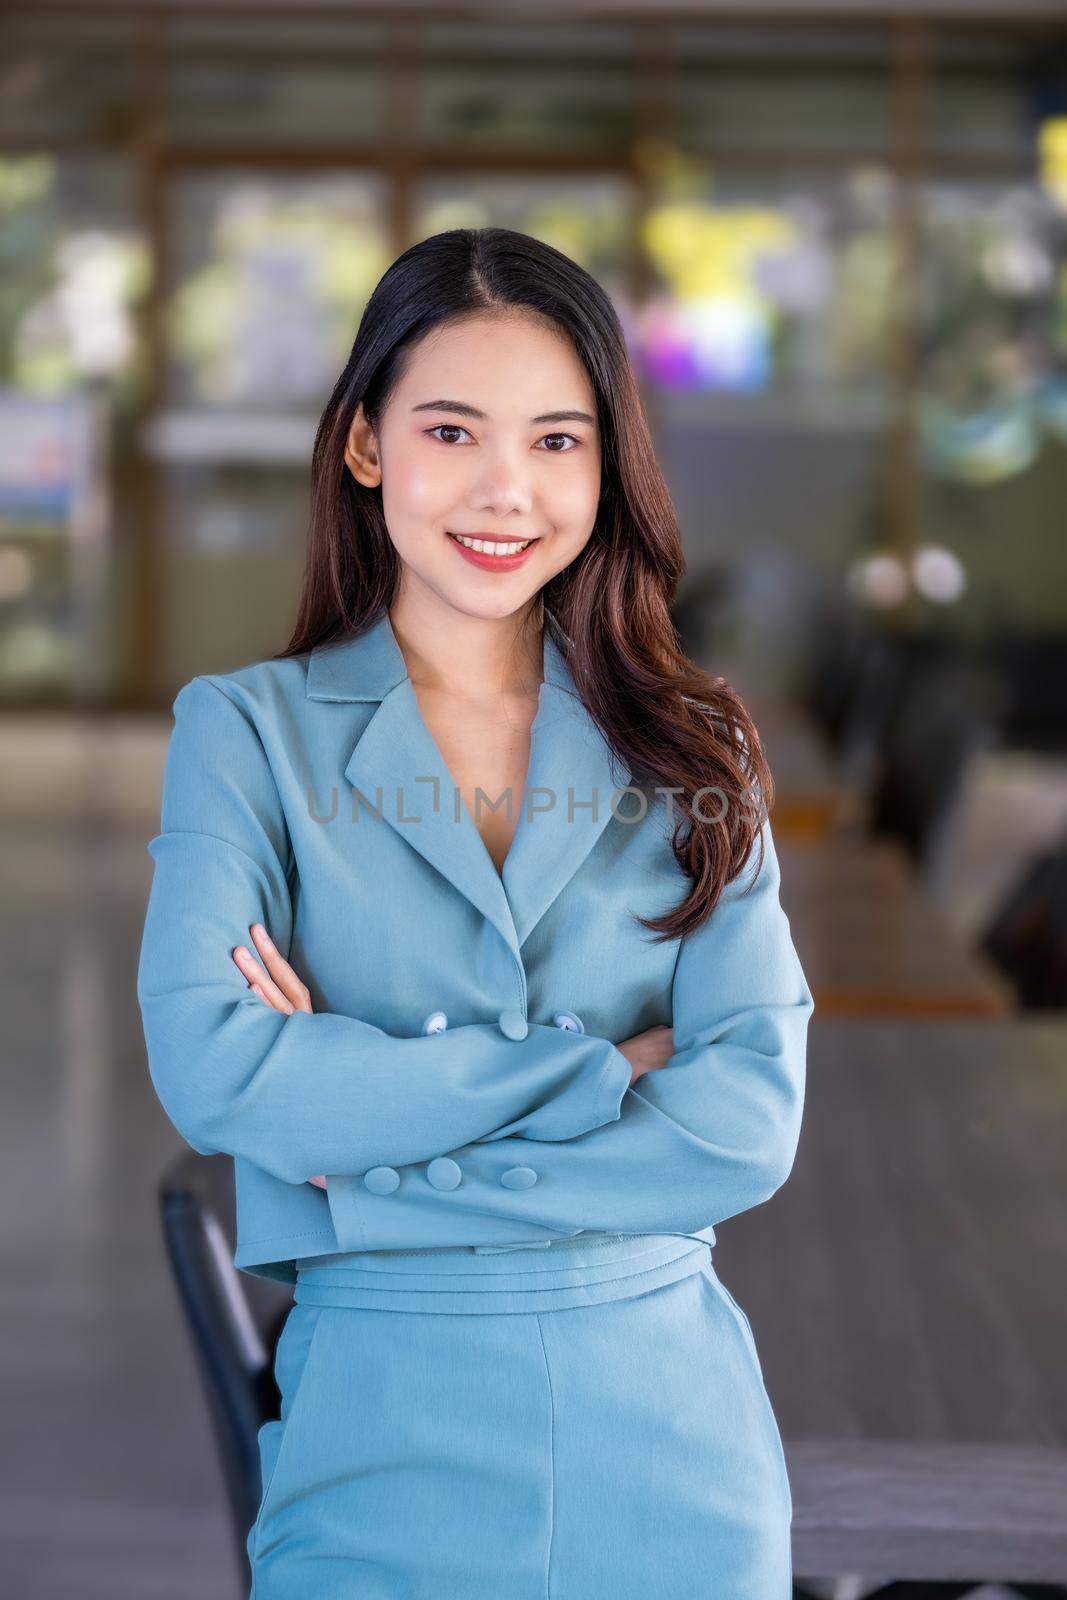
[2,3,1066,1598]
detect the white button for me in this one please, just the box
[363,1166,400,1195]
[422,1011,448,1035]
[426,1157,462,1190]
[500,1166,538,1189]
[553,1010,585,1033]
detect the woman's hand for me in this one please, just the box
[232,923,314,1016]
[616,1024,674,1086]
[232,924,327,1189]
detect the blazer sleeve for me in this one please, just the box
[324,815,814,1250]
[136,674,634,1185]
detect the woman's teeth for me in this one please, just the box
[450,534,534,556]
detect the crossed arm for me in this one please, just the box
[227,822,813,1251]
[230,920,675,1189]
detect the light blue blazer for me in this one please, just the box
[137,607,814,1285]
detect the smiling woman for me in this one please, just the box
[340,312,605,616]
[138,225,811,1600]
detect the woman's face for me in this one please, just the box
[345,310,602,623]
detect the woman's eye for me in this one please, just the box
[538,433,580,453]
[427,424,472,444]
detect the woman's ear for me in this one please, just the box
[344,403,382,488]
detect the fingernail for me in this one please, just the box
[234,947,249,961]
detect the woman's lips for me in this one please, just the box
[446,533,539,572]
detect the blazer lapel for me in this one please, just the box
[502,633,633,946]
[306,608,632,957]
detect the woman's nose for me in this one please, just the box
[466,454,535,517]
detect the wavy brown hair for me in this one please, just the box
[275,226,773,940]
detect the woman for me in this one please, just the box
[137,226,815,1599]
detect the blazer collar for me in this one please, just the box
[306,607,632,956]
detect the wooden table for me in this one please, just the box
[713,1015,1067,1589]
[777,837,1016,1018]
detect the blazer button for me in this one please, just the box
[422,1011,449,1035]
[500,1166,538,1189]
[363,1165,400,1195]
[426,1156,462,1191]
[553,1010,585,1033]
[498,1008,529,1041]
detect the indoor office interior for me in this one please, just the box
[1,4,1066,1597]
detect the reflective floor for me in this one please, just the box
[1,815,237,1599]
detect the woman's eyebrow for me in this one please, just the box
[412,399,596,426]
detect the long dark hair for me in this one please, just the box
[276,226,774,940]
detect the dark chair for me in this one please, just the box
[981,837,1067,1009]
[865,656,1001,891]
[158,1152,293,1594]
[993,632,1067,755]
[671,568,732,663]
[798,604,870,741]
[832,628,913,790]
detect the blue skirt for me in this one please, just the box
[246,1233,792,1598]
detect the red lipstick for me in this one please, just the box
[446,532,539,572]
